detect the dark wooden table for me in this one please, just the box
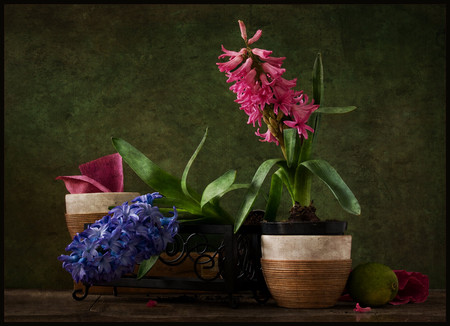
[3,289,446,323]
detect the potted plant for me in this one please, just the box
[216,20,361,308]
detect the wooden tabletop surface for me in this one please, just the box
[3,288,446,323]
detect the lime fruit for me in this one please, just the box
[347,262,399,306]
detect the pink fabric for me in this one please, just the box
[56,153,124,193]
[389,270,429,305]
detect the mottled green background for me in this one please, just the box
[4,4,446,289]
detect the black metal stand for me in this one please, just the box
[72,224,270,307]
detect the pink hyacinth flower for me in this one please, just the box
[261,62,286,79]
[238,20,247,42]
[238,20,262,45]
[255,128,279,145]
[248,29,262,45]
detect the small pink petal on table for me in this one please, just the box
[354,303,371,312]
[146,300,157,308]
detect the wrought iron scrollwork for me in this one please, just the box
[72,285,90,301]
[158,232,225,281]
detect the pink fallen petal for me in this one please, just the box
[55,175,112,194]
[146,300,157,307]
[389,270,429,305]
[354,303,371,312]
[78,153,124,192]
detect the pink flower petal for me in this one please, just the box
[354,303,371,312]
[252,48,273,59]
[248,29,262,45]
[146,299,157,308]
[238,20,247,42]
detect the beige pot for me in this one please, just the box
[64,192,140,238]
[261,235,352,308]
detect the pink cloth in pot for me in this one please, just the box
[56,153,124,193]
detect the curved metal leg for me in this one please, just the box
[72,285,90,301]
[252,288,271,304]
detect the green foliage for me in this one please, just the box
[112,129,241,225]
[137,256,159,280]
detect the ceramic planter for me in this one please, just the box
[260,221,352,308]
[64,192,140,239]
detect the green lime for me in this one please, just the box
[347,262,399,306]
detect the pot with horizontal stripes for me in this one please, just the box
[261,221,352,308]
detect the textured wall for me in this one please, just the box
[4,4,446,289]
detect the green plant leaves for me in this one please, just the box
[312,52,324,105]
[284,128,301,168]
[201,169,237,208]
[316,106,357,114]
[181,128,208,203]
[234,158,284,233]
[300,159,361,215]
[111,137,202,215]
[264,170,284,222]
[137,256,159,280]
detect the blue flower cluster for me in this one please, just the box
[58,193,178,285]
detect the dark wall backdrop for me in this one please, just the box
[4,4,446,289]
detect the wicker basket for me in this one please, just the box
[261,259,352,308]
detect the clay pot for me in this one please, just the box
[260,221,352,308]
[64,192,140,239]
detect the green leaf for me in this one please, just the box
[201,169,237,208]
[111,137,202,214]
[283,128,301,168]
[299,112,321,164]
[316,106,357,114]
[234,158,284,233]
[293,164,313,206]
[312,52,324,105]
[181,128,208,203]
[264,170,284,222]
[275,162,295,204]
[137,256,159,280]
[300,159,361,215]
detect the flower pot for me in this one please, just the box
[64,192,140,239]
[261,221,352,308]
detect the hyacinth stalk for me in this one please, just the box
[217,21,361,232]
[217,21,320,161]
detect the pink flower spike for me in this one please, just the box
[353,303,371,313]
[146,299,157,308]
[238,20,247,42]
[248,29,262,45]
